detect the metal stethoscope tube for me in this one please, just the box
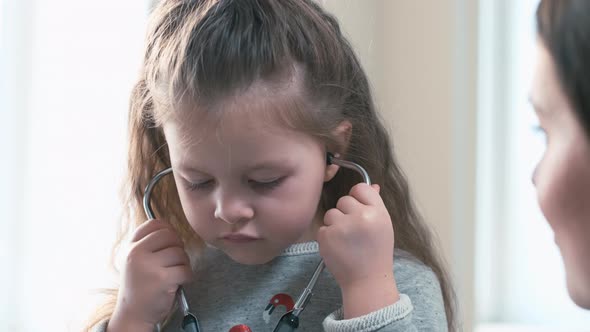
[143,167,200,332]
[142,153,371,331]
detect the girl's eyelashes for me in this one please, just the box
[248,177,285,191]
[184,177,286,192]
[186,179,214,191]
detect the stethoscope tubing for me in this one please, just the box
[143,167,200,332]
[273,154,371,331]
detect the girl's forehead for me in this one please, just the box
[173,106,276,137]
[163,98,307,151]
[164,77,313,146]
[163,102,323,172]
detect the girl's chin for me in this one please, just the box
[219,243,283,265]
[225,251,278,265]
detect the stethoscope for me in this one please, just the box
[143,153,371,332]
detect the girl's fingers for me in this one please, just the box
[372,184,380,193]
[349,183,381,206]
[324,208,345,226]
[131,219,170,242]
[165,265,194,288]
[335,195,362,214]
[154,246,191,268]
[137,227,184,253]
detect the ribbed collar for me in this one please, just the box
[280,241,319,256]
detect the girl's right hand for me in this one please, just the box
[108,219,193,332]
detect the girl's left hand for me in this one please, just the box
[318,183,399,318]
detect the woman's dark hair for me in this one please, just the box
[537,0,590,136]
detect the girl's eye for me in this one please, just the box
[249,177,284,191]
[185,177,285,192]
[186,179,214,191]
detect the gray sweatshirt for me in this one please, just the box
[96,242,447,331]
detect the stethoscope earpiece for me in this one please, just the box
[326,152,335,165]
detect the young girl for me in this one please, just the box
[87,0,455,331]
[531,0,590,309]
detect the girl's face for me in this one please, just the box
[163,97,333,265]
[530,41,590,308]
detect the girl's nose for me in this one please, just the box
[214,193,254,225]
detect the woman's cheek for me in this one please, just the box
[534,150,563,230]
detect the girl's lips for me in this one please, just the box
[221,233,260,242]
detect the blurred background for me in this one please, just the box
[1,0,589,331]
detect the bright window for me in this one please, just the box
[1,1,150,331]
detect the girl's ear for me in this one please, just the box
[324,121,352,182]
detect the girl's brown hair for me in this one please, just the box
[86,0,456,330]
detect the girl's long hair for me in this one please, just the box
[85,0,457,330]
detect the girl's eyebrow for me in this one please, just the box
[248,160,292,171]
[177,164,207,174]
[177,159,293,174]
